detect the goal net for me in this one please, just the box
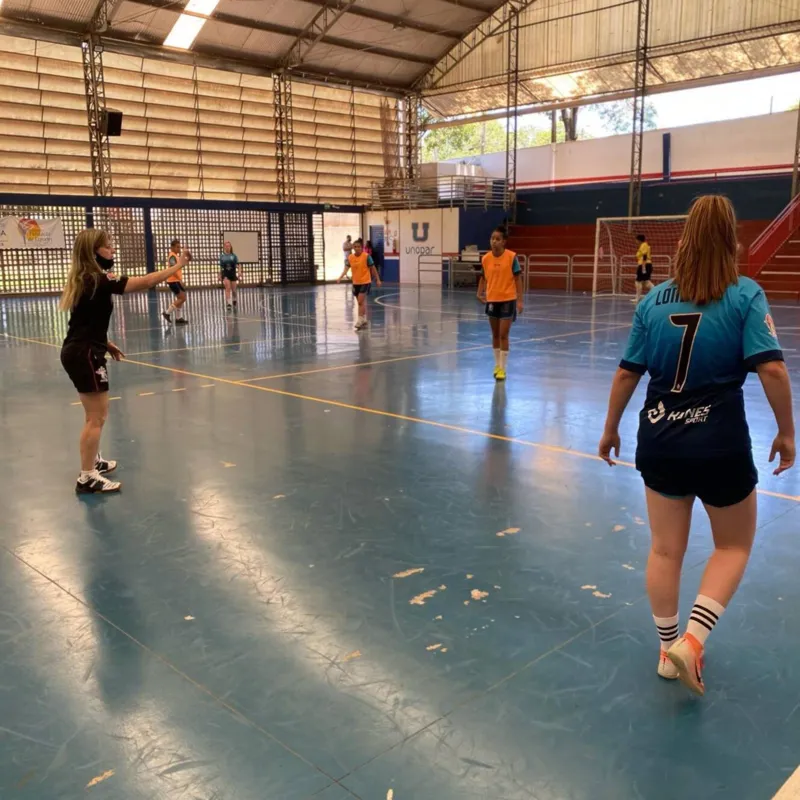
[593,215,687,296]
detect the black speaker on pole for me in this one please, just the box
[101,110,123,137]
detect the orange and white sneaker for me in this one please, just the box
[658,650,679,680]
[667,634,705,695]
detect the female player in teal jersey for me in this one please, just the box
[599,195,795,695]
[219,241,240,311]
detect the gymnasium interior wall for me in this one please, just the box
[0,34,393,204]
[467,111,797,196]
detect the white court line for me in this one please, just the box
[773,766,800,799]
[375,293,630,324]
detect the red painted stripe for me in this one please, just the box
[515,163,794,189]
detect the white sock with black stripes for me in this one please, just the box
[686,594,725,646]
[653,613,679,652]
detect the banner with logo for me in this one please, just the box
[0,217,67,249]
[398,209,458,284]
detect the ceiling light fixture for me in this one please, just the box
[163,0,220,50]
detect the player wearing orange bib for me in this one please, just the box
[477,226,523,380]
[337,237,382,330]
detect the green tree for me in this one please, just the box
[594,99,658,134]
[421,119,571,162]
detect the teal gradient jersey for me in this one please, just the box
[220,253,238,270]
[620,276,783,458]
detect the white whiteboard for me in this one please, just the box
[222,231,259,263]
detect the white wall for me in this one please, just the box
[398,208,459,284]
[456,110,797,188]
[364,208,459,283]
[364,210,400,256]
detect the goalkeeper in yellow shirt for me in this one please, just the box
[634,233,654,304]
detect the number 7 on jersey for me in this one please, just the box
[669,313,702,394]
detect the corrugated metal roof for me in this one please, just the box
[0,0,797,108]
[422,0,800,115]
[0,0,507,91]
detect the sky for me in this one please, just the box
[517,72,800,138]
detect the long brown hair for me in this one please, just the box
[673,195,739,305]
[59,228,109,311]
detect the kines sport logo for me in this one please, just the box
[648,400,711,426]
[647,401,665,424]
[667,405,711,425]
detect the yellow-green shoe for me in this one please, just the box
[495,368,506,381]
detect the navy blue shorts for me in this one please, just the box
[168,282,186,296]
[352,283,371,297]
[637,452,757,508]
[485,300,517,321]
[221,270,238,282]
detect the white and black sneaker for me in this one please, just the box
[95,455,117,474]
[76,470,121,494]
[227,303,233,312]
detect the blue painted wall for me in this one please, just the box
[515,174,793,226]
[382,257,399,283]
[459,207,510,251]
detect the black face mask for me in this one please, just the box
[95,253,115,272]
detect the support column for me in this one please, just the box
[273,70,296,203]
[81,27,113,196]
[349,86,357,203]
[403,93,421,183]
[143,207,155,275]
[627,0,651,219]
[504,2,520,219]
[192,64,206,200]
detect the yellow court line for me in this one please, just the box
[3,333,60,349]
[117,355,800,504]
[243,323,632,382]
[8,331,798,503]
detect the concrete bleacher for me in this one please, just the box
[508,220,771,293]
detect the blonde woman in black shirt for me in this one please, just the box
[59,229,188,494]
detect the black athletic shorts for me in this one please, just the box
[168,281,186,295]
[637,452,757,508]
[636,264,653,283]
[485,300,517,321]
[352,283,371,297]
[221,270,238,282]
[61,344,110,394]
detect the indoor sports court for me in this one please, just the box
[2,1,800,799]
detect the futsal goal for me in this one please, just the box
[592,215,687,296]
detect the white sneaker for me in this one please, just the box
[95,455,117,474]
[76,471,121,494]
[658,650,679,680]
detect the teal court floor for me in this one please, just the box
[1,285,800,800]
